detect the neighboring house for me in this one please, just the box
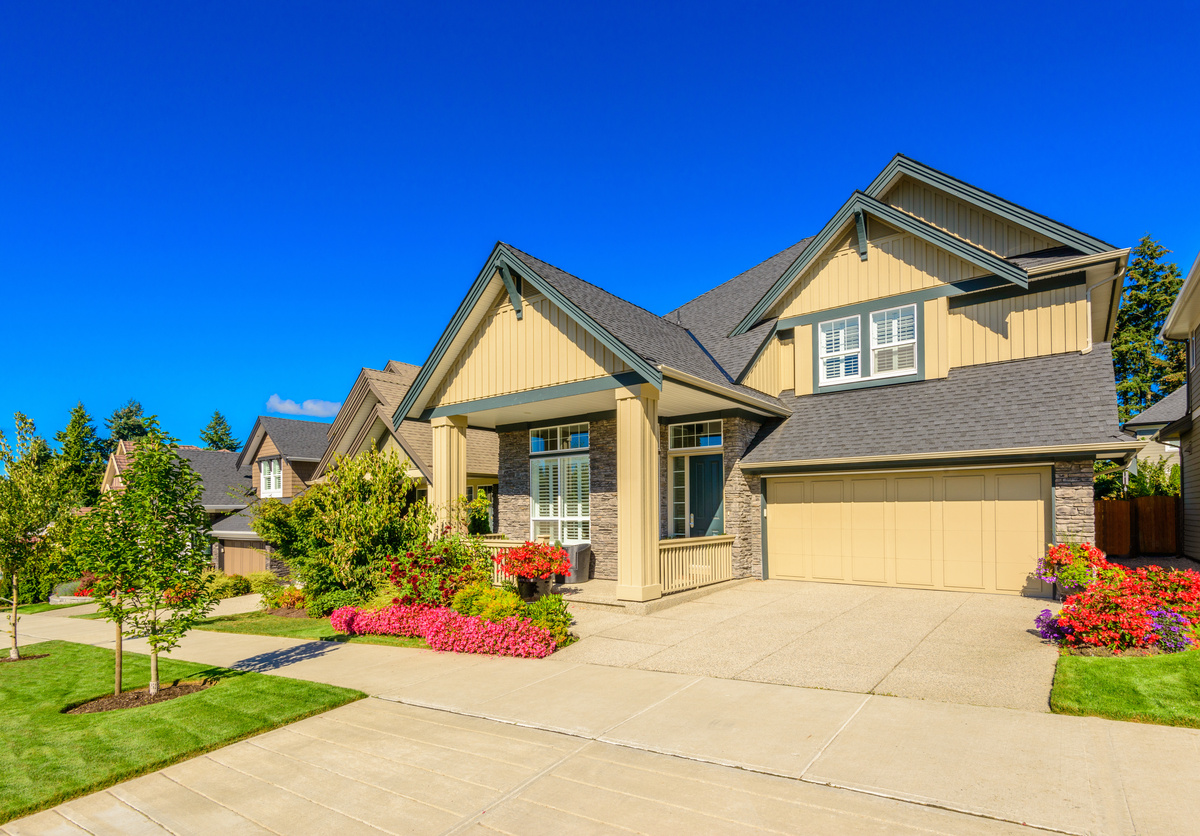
[315,360,499,524]
[99,438,253,524]
[1123,387,1185,468]
[1158,251,1200,558]
[394,154,1137,601]
[209,415,331,575]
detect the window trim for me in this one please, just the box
[868,304,919,380]
[259,457,283,498]
[529,422,590,456]
[817,314,862,385]
[667,419,723,452]
[529,452,591,544]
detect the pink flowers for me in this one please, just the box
[329,603,557,658]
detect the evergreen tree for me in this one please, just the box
[199,410,241,452]
[103,399,149,453]
[1112,235,1185,423]
[54,402,105,506]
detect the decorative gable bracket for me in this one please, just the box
[497,262,523,320]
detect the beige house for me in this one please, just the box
[315,359,499,517]
[100,438,253,524]
[396,155,1137,602]
[1158,251,1200,558]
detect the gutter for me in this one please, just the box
[741,441,1145,472]
[1025,249,1129,279]
[657,365,791,417]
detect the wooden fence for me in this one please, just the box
[1094,497,1179,557]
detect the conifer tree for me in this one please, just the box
[199,410,241,452]
[55,402,105,506]
[103,399,150,453]
[1112,235,1185,423]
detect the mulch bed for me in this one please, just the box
[66,682,210,714]
[0,653,49,663]
[1062,647,1165,658]
[266,607,310,618]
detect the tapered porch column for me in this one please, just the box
[614,383,662,602]
[431,415,468,531]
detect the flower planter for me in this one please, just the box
[516,578,553,601]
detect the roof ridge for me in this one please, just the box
[667,238,814,319]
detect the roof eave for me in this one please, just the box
[742,441,1144,472]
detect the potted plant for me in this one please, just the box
[495,541,570,600]
[1035,542,1109,599]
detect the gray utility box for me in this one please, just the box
[559,543,592,584]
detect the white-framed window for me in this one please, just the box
[259,458,283,498]
[669,420,722,451]
[818,315,861,384]
[530,455,590,543]
[530,422,589,454]
[870,305,917,378]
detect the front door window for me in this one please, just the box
[668,420,725,538]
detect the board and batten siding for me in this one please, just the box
[743,334,783,397]
[770,230,988,321]
[883,176,1062,258]
[432,291,631,408]
[948,285,1090,369]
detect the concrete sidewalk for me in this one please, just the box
[13,609,1200,834]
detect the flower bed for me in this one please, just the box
[330,603,557,658]
[1035,543,1200,653]
[494,541,570,580]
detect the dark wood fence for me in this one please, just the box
[1094,497,1180,557]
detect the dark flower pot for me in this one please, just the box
[517,578,538,600]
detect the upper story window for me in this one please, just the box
[870,305,917,378]
[818,316,861,384]
[530,423,589,454]
[259,458,283,498]
[669,420,722,450]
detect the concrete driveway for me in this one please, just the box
[558,580,1058,712]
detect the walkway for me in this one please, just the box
[9,606,1200,834]
[562,580,1059,712]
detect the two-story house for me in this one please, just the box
[393,155,1137,602]
[100,438,254,524]
[1157,251,1200,559]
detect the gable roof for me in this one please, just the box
[741,344,1134,467]
[395,242,788,426]
[236,415,331,468]
[175,448,254,509]
[730,191,1033,336]
[1124,386,1188,430]
[865,154,1116,255]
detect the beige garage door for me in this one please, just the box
[765,467,1051,596]
[221,540,269,576]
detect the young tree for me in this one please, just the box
[199,410,241,452]
[0,415,66,660]
[1112,235,1185,422]
[55,402,106,506]
[76,421,214,694]
[103,399,150,453]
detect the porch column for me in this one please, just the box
[431,415,468,531]
[614,383,662,602]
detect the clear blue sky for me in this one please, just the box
[2,1,1198,449]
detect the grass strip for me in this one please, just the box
[1051,649,1200,728]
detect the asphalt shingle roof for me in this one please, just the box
[255,416,331,461]
[1124,386,1188,429]
[177,448,255,508]
[1007,246,1086,272]
[741,344,1126,465]
[504,244,786,413]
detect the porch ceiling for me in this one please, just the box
[446,377,779,429]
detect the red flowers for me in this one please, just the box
[1056,565,1200,650]
[495,542,570,580]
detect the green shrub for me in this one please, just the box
[247,571,282,597]
[308,589,361,618]
[526,594,573,647]
[205,570,252,599]
[51,579,81,598]
[451,582,525,623]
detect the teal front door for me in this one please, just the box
[689,454,724,537]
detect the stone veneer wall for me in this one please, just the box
[497,418,619,581]
[1053,459,1095,543]
[658,416,763,579]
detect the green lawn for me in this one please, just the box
[0,641,362,823]
[1051,650,1200,727]
[15,602,90,615]
[194,611,427,649]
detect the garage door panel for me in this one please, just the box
[765,467,1050,597]
[895,477,934,586]
[851,479,887,583]
[811,480,846,580]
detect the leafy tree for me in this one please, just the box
[1127,456,1181,498]
[75,421,214,694]
[199,410,241,452]
[251,448,432,600]
[103,399,150,453]
[0,414,68,660]
[55,402,106,506]
[1112,235,1185,423]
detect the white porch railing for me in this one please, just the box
[479,534,518,585]
[658,535,735,594]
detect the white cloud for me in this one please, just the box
[266,394,342,418]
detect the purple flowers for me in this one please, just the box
[1147,609,1195,653]
[1035,609,1069,642]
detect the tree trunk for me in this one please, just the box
[114,621,123,695]
[8,572,19,661]
[149,649,159,695]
